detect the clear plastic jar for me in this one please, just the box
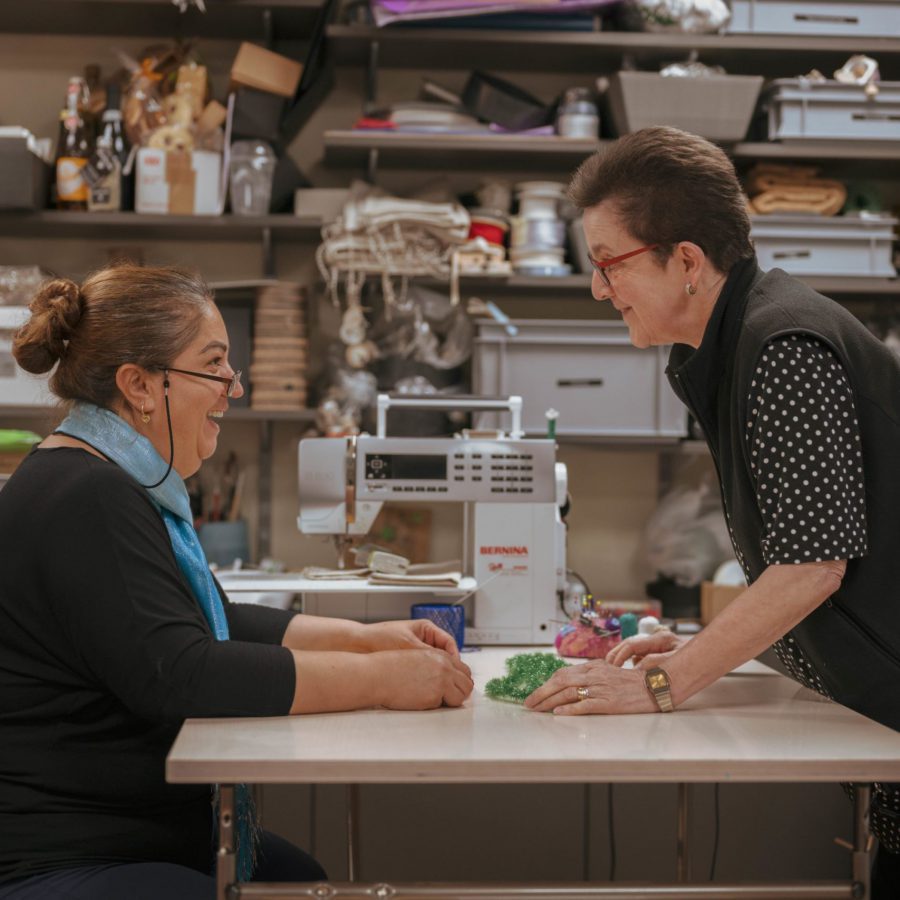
[556,87,599,139]
[229,140,276,216]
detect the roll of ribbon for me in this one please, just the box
[468,213,509,246]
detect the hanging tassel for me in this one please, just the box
[214,783,261,882]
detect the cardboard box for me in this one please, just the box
[700,581,744,625]
[231,43,302,99]
[135,148,222,216]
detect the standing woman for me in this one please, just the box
[0,265,473,900]
[523,127,900,897]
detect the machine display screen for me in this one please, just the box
[366,453,447,481]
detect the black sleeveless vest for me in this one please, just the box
[667,257,900,731]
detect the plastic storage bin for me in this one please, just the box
[767,79,900,142]
[728,0,900,37]
[472,320,686,439]
[0,307,53,405]
[0,128,51,210]
[607,71,763,142]
[750,214,898,278]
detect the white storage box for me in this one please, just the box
[0,307,54,406]
[751,214,898,277]
[607,71,763,142]
[767,79,900,143]
[136,148,223,216]
[728,0,900,37]
[472,320,686,439]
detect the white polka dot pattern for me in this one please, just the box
[746,334,868,567]
[745,335,867,700]
[845,783,900,853]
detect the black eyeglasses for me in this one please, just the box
[166,367,242,398]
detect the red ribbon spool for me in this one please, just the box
[468,218,508,246]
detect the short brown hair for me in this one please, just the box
[14,264,213,408]
[568,126,753,272]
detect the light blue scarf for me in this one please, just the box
[57,401,257,880]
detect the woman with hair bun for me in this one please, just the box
[0,265,473,900]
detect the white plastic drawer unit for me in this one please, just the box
[472,320,686,439]
[0,307,53,406]
[767,79,900,143]
[750,214,898,278]
[728,0,900,37]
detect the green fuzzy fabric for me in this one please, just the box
[484,652,569,704]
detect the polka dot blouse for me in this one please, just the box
[741,334,869,701]
[744,336,900,855]
[746,333,868,567]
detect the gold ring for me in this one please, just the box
[576,686,590,701]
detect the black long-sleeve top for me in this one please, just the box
[0,447,296,883]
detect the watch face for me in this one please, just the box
[648,672,667,691]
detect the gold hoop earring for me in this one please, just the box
[140,403,150,424]
[685,283,697,296]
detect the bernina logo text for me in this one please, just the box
[479,546,528,555]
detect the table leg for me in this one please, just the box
[347,783,360,882]
[676,782,691,882]
[217,784,237,900]
[851,783,873,900]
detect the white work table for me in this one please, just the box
[167,649,900,899]
[168,649,900,785]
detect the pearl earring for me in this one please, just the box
[140,403,150,424]
[685,283,697,296]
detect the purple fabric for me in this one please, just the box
[373,0,618,25]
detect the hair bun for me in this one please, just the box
[12,277,85,374]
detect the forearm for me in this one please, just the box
[289,650,382,713]
[665,560,845,706]
[281,613,367,652]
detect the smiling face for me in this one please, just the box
[582,200,719,350]
[148,302,243,478]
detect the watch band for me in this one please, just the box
[644,666,674,713]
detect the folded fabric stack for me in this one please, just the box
[746,163,847,216]
[249,283,308,411]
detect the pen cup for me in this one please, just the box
[198,520,250,567]
[411,602,465,651]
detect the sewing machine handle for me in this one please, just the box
[376,393,523,439]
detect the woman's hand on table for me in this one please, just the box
[523,659,657,715]
[358,619,461,657]
[605,631,686,670]
[374,648,474,709]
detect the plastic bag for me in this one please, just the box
[644,480,733,587]
[634,0,730,33]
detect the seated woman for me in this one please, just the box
[0,265,473,900]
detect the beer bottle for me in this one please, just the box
[86,84,132,212]
[55,77,92,210]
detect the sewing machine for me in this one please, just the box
[297,395,567,644]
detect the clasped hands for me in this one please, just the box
[356,619,474,709]
[523,630,684,715]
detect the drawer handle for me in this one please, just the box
[853,112,900,123]
[772,250,811,260]
[556,378,605,387]
[794,14,858,24]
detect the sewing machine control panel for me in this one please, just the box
[357,438,556,503]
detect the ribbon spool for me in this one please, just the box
[468,210,509,247]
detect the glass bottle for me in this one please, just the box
[55,77,92,210]
[87,84,133,212]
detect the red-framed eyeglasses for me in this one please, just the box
[588,243,660,288]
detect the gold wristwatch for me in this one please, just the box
[644,666,674,713]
